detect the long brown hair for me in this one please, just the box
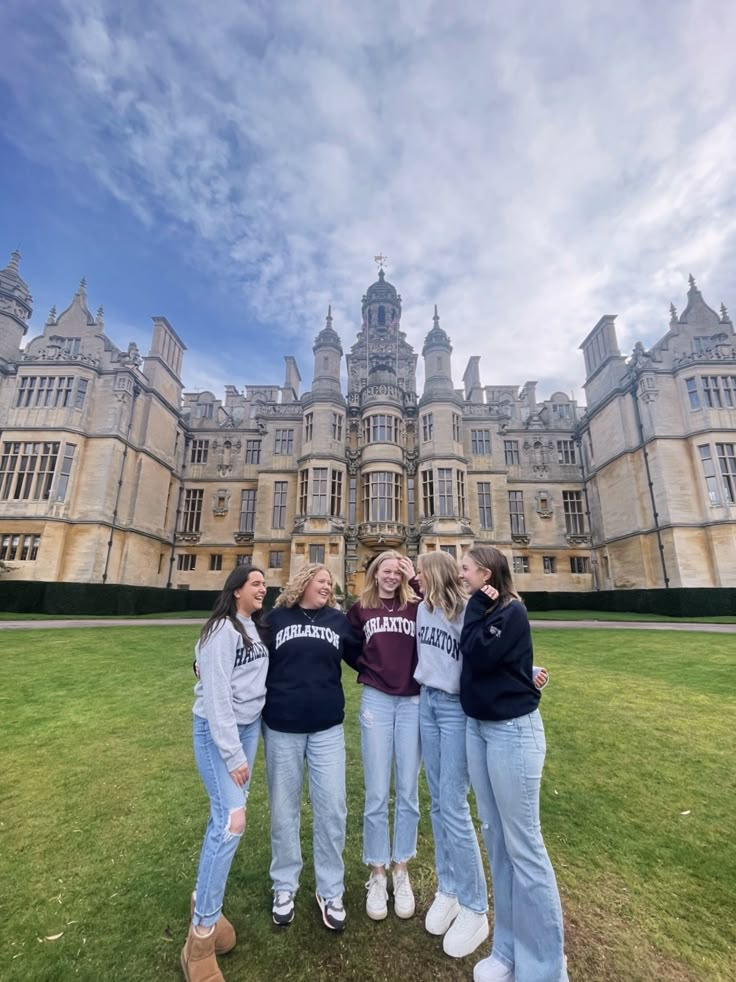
[417,551,466,621]
[359,550,418,610]
[199,565,269,647]
[465,545,521,608]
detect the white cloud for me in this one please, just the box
[2,0,736,404]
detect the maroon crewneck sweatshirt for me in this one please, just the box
[346,599,420,697]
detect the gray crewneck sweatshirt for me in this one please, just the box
[193,616,269,770]
[415,601,465,694]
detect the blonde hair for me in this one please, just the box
[274,563,338,609]
[359,550,418,610]
[417,551,466,622]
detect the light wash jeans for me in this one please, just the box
[192,714,261,928]
[419,686,487,913]
[359,685,421,866]
[262,722,346,900]
[466,712,568,982]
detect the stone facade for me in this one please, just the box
[1,252,733,593]
[579,277,736,588]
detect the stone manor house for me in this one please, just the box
[1,251,734,594]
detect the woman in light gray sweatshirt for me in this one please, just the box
[181,565,269,982]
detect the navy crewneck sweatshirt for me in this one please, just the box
[460,591,541,721]
[263,605,362,733]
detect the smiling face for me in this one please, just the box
[375,557,402,599]
[301,568,333,609]
[460,554,490,593]
[234,569,267,616]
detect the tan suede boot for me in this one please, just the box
[180,925,224,982]
[190,892,236,955]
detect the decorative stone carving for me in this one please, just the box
[176,532,201,543]
[212,489,231,516]
[535,490,553,518]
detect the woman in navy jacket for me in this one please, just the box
[460,545,568,982]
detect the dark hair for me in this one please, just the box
[465,545,521,608]
[199,565,269,648]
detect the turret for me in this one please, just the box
[422,306,454,396]
[312,306,343,396]
[0,250,32,367]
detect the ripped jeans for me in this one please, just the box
[359,686,421,866]
[192,713,261,927]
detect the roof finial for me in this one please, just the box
[374,253,388,272]
[326,304,332,327]
[78,276,87,294]
[669,302,677,322]
[721,302,730,322]
[433,304,440,327]
[96,305,104,323]
[8,249,21,272]
[688,273,697,290]
[46,304,57,324]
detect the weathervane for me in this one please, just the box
[374,254,388,271]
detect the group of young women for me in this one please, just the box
[180,548,569,982]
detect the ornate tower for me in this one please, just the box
[344,264,420,589]
[0,251,32,369]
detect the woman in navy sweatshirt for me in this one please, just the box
[346,550,421,922]
[262,563,361,933]
[460,545,568,982]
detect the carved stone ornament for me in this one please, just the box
[346,448,361,475]
[535,490,553,518]
[176,532,201,543]
[511,533,531,545]
[212,489,231,516]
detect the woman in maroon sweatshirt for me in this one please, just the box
[346,550,421,923]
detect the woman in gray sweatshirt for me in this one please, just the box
[181,565,269,982]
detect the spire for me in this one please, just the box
[78,276,87,294]
[423,304,451,353]
[7,249,20,272]
[688,273,697,290]
[326,304,332,327]
[721,303,731,323]
[96,305,104,327]
[46,305,57,325]
[669,302,678,324]
[313,303,342,351]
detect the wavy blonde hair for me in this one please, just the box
[417,551,466,622]
[273,563,338,609]
[359,550,418,610]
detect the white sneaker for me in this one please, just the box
[443,906,490,958]
[365,871,388,920]
[425,892,460,935]
[474,954,515,982]
[391,868,415,919]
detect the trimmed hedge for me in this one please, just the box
[0,581,281,616]
[520,588,736,618]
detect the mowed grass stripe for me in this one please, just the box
[1,627,734,981]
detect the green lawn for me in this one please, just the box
[1,627,734,981]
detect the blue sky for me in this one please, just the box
[2,0,736,401]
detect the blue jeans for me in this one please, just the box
[192,714,261,928]
[359,685,421,866]
[262,722,346,900]
[466,712,568,982]
[420,686,487,913]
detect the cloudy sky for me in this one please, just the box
[2,0,735,402]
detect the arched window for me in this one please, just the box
[378,305,386,326]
